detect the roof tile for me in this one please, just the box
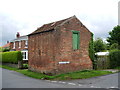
[29,16,76,35]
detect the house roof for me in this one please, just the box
[2,43,10,48]
[29,15,77,36]
[10,35,28,42]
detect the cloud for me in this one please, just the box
[0,14,19,46]
[0,0,119,46]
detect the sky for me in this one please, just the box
[0,0,119,46]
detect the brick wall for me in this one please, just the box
[28,17,93,75]
[28,30,56,74]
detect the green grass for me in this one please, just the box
[0,65,114,80]
[0,64,18,71]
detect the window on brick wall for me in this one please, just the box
[13,42,15,49]
[72,31,80,50]
[19,41,21,48]
[25,40,28,48]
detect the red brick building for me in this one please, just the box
[10,33,28,60]
[28,16,93,75]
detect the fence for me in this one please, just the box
[96,56,110,70]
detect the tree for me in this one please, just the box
[94,38,106,52]
[107,25,120,48]
[110,43,119,50]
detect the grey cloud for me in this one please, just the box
[93,19,117,38]
[84,16,117,39]
[0,14,21,46]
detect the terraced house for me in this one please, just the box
[28,16,93,75]
[10,32,28,61]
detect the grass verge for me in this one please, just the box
[0,65,114,80]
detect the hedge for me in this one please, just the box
[109,50,120,68]
[0,51,23,64]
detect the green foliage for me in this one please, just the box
[1,51,23,64]
[89,33,95,69]
[109,50,120,68]
[0,47,2,52]
[23,64,28,69]
[3,48,10,52]
[110,43,119,50]
[94,38,107,52]
[107,25,120,48]
[0,47,10,52]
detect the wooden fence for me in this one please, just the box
[96,56,110,70]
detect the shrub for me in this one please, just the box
[1,51,23,64]
[2,48,10,52]
[89,33,95,69]
[23,64,28,69]
[0,47,10,52]
[109,50,120,68]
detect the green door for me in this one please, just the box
[73,33,78,49]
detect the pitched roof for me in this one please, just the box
[10,35,28,42]
[29,16,77,35]
[2,43,10,48]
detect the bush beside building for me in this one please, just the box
[1,51,22,64]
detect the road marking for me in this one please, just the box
[90,86,94,87]
[45,80,85,87]
[110,86,117,88]
[58,81,66,84]
[90,86,101,88]
[68,83,76,85]
[78,84,82,86]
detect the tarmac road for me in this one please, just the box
[1,68,119,89]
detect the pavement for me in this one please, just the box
[1,68,120,89]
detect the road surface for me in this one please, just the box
[2,68,119,88]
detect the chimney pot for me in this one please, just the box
[16,32,20,38]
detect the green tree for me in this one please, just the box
[94,38,106,52]
[110,43,119,50]
[107,25,120,49]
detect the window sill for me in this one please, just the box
[23,59,28,60]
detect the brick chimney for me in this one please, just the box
[7,41,9,43]
[16,32,20,38]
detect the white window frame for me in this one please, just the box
[21,51,28,60]
[13,42,15,49]
[19,41,21,48]
[25,40,28,48]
